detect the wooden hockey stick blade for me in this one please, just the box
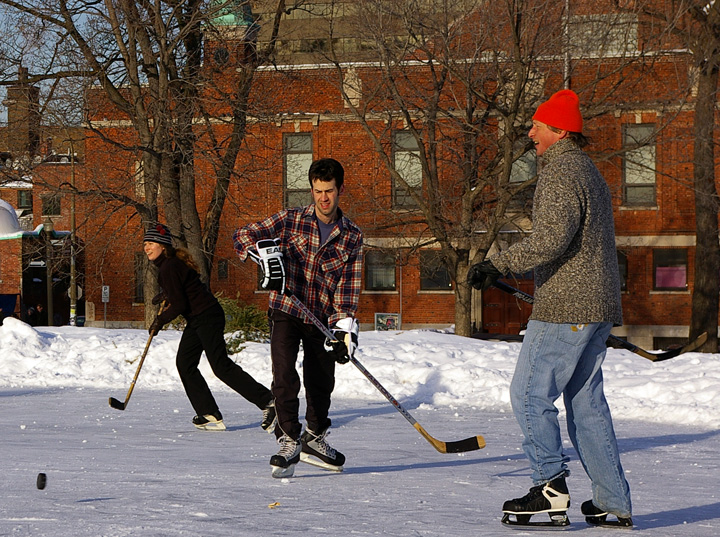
[415,422,486,453]
[491,280,706,363]
[108,397,126,410]
[615,331,708,362]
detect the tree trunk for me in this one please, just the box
[689,63,720,352]
[454,259,473,337]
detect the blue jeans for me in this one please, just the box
[510,320,632,517]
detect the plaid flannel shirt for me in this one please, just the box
[233,205,363,326]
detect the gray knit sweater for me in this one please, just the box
[491,138,623,326]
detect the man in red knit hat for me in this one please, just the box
[468,89,632,528]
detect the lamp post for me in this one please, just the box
[69,142,77,326]
[43,217,54,326]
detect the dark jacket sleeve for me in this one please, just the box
[155,256,216,325]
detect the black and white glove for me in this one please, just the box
[323,317,359,364]
[248,238,285,293]
[467,260,503,291]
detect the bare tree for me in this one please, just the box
[318,0,650,336]
[0,0,289,326]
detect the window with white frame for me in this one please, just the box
[365,250,396,291]
[623,124,656,206]
[393,131,422,209]
[284,134,313,208]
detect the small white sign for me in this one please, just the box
[101,285,110,303]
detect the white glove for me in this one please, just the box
[323,317,359,364]
[249,239,285,293]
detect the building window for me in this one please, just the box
[393,131,422,209]
[217,259,229,280]
[509,148,537,210]
[419,250,452,291]
[510,150,536,184]
[623,124,656,206]
[653,249,687,290]
[568,14,638,57]
[17,190,33,210]
[133,161,146,199]
[617,250,628,292]
[284,134,313,208]
[365,250,396,291]
[41,194,61,216]
[134,252,145,302]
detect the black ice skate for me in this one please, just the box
[192,411,226,431]
[581,500,633,528]
[270,434,301,478]
[300,427,345,472]
[261,400,277,434]
[501,476,571,528]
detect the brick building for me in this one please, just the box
[0,2,713,350]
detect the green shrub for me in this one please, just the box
[164,292,269,355]
[216,292,270,355]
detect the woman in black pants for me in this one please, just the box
[143,223,276,432]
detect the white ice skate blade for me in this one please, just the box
[194,421,226,431]
[300,453,344,472]
[271,464,296,479]
[501,512,570,530]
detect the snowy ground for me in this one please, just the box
[1,319,719,536]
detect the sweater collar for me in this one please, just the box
[541,137,579,163]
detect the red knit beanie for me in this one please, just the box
[533,89,583,133]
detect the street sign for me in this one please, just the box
[101,285,110,303]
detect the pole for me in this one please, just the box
[69,143,77,326]
[44,219,54,326]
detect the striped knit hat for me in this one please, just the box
[143,223,173,246]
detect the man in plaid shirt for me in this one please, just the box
[233,158,363,478]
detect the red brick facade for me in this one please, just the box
[0,7,715,351]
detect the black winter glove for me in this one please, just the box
[467,260,503,291]
[325,339,350,364]
[151,291,168,305]
[149,317,163,336]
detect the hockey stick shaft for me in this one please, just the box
[287,294,485,453]
[109,301,165,410]
[491,280,707,361]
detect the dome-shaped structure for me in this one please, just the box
[0,199,21,234]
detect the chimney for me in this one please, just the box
[2,65,41,156]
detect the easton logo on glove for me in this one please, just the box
[251,239,286,294]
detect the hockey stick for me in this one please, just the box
[491,280,707,362]
[109,301,165,410]
[287,293,486,454]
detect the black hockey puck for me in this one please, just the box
[36,473,47,490]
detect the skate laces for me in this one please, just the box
[307,429,336,457]
[276,434,300,458]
